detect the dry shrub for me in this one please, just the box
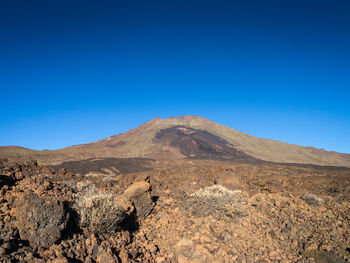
[186,185,246,220]
[74,181,132,235]
[190,185,241,199]
[302,193,324,206]
[223,202,247,219]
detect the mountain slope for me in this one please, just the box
[1,115,350,167]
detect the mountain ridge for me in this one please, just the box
[1,115,350,167]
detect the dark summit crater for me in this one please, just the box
[154,125,256,161]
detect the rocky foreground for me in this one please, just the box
[0,159,350,263]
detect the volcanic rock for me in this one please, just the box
[124,180,154,218]
[96,246,119,263]
[1,145,350,262]
[15,193,69,249]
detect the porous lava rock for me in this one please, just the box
[15,192,69,249]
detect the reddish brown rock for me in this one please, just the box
[96,246,119,263]
[124,180,154,218]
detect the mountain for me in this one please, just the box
[1,115,350,167]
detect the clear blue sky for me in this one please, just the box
[1,0,349,153]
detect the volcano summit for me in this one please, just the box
[1,116,350,169]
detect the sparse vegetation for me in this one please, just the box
[74,181,131,235]
[187,185,246,219]
[302,193,324,206]
[189,184,242,199]
[1,157,350,262]
[223,202,247,219]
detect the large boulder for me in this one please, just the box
[123,180,154,218]
[15,193,69,249]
